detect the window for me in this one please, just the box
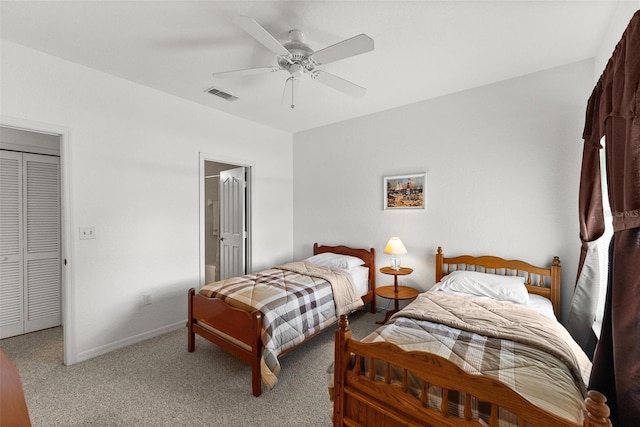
[593,137,613,338]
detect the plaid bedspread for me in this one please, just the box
[362,293,592,425]
[200,261,363,389]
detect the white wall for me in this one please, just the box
[1,41,293,362]
[593,1,640,80]
[293,60,594,323]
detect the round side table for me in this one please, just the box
[376,266,417,324]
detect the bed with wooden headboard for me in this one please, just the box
[188,243,375,397]
[332,247,611,427]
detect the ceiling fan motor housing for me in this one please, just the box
[279,29,315,77]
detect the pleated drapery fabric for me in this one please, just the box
[566,240,600,352]
[578,10,640,427]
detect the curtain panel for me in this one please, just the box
[579,10,640,427]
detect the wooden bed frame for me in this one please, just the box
[333,247,612,427]
[435,247,563,318]
[187,243,376,397]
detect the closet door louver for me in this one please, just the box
[0,151,60,339]
[23,153,61,333]
[0,151,24,338]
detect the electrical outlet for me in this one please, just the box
[143,294,152,305]
[79,227,96,240]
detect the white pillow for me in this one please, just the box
[347,266,370,296]
[305,252,365,270]
[526,294,556,319]
[432,270,529,304]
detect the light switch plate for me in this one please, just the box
[79,226,96,240]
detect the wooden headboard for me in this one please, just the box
[435,246,562,318]
[313,243,375,273]
[313,243,377,313]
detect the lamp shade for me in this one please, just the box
[384,237,407,255]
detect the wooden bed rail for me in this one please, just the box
[334,316,611,427]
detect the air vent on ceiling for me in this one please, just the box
[206,87,238,101]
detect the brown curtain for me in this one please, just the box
[579,10,640,427]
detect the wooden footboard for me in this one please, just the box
[333,316,611,427]
[187,288,263,396]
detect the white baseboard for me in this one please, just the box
[75,321,185,363]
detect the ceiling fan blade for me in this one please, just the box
[232,16,290,57]
[312,71,366,98]
[311,34,374,65]
[213,66,281,79]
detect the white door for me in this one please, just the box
[219,166,245,279]
[0,151,25,338]
[23,153,61,333]
[0,151,60,339]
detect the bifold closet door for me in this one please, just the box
[0,150,25,338]
[23,153,61,333]
[0,151,60,339]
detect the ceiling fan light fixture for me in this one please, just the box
[289,63,305,79]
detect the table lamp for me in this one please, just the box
[384,237,407,270]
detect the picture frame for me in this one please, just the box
[383,173,426,210]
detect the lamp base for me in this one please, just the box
[390,255,401,270]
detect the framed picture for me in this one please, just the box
[383,173,426,210]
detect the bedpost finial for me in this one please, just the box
[437,246,443,255]
[584,390,611,425]
[553,256,561,267]
[339,315,349,331]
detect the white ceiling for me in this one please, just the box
[1,1,617,133]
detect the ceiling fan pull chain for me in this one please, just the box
[281,76,296,108]
[280,78,288,106]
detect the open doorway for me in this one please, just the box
[0,123,71,364]
[0,127,62,339]
[201,157,251,285]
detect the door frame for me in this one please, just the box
[1,116,75,365]
[199,152,252,288]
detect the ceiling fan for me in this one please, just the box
[212,16,374,105]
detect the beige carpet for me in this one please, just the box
[0,310,379,427]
